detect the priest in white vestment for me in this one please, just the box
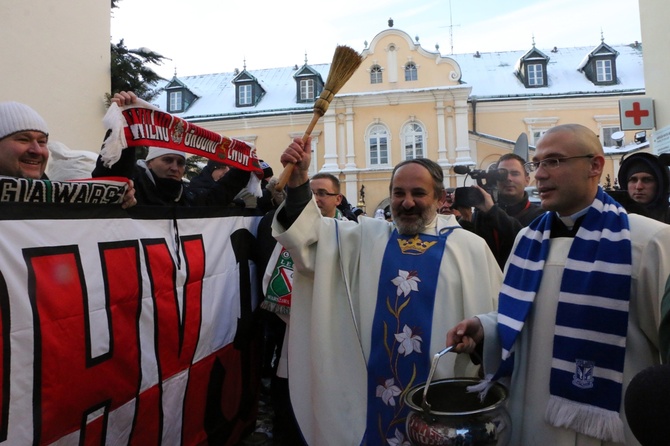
[273,137,502,446]
[449,124,670,446]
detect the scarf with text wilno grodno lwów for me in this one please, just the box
[100,98,264,196]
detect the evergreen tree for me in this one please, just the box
[110,0,168,101]
[110,40,167,101]
[185,156,209,181]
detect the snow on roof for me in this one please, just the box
[450,43,643,99]
[151,43,644,118]
[604,140,650,155]
[152,64,330,121]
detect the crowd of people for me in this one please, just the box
[3,92,670,446]
[271,125,670,446]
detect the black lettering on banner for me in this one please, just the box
[79,400,111,444]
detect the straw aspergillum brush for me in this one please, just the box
[275,45,364,191]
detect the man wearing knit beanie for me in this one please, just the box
[0,101,49,179]
[145,147,186,163]
[93,144,191,205]
[0,101,137,208]
[144,147,187,182]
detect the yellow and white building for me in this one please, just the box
[153,22,646,212]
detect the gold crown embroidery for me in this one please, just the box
[397,235,437,255]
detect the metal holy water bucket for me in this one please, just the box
[404,347,511,446]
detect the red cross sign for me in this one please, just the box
[619,98,655,130]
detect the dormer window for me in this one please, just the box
[515,47,549,88]
[293,64,324,103]
[405,62,417,81]
[371,65,383,84]
[169,91,183,112]
[578,42,618,86]
[232,69,265,107]
[164,78,198,113]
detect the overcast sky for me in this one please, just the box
[111,0,642,79]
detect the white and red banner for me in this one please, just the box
[0,203,264,445]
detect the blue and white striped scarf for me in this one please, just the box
[475,187,631,442]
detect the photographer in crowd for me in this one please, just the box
[456,153,544,268]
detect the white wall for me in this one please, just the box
[639,0,670,131]
[0,0,110,152]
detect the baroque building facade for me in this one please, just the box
[153,23,645,213]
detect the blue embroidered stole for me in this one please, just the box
[363,228,451,445]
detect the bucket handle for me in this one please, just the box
[421,345,454,414]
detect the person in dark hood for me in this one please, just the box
[617,152,670,223]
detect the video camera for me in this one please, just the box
[452,165,508,208]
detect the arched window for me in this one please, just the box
[368,124,389,166]
[402,122,425,160]
[370,65,383,84]
[405,62,417,81]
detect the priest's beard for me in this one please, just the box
[393,205,437,235]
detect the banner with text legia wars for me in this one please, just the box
[0,203,264,445]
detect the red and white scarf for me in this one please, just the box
[101,99,264,196]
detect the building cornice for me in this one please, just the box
[334,85,472,108]
[473,92,645,113]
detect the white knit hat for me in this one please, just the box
[145,147,186,161]
[0,102,49,140]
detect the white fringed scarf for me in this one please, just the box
[472,187,631,442]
